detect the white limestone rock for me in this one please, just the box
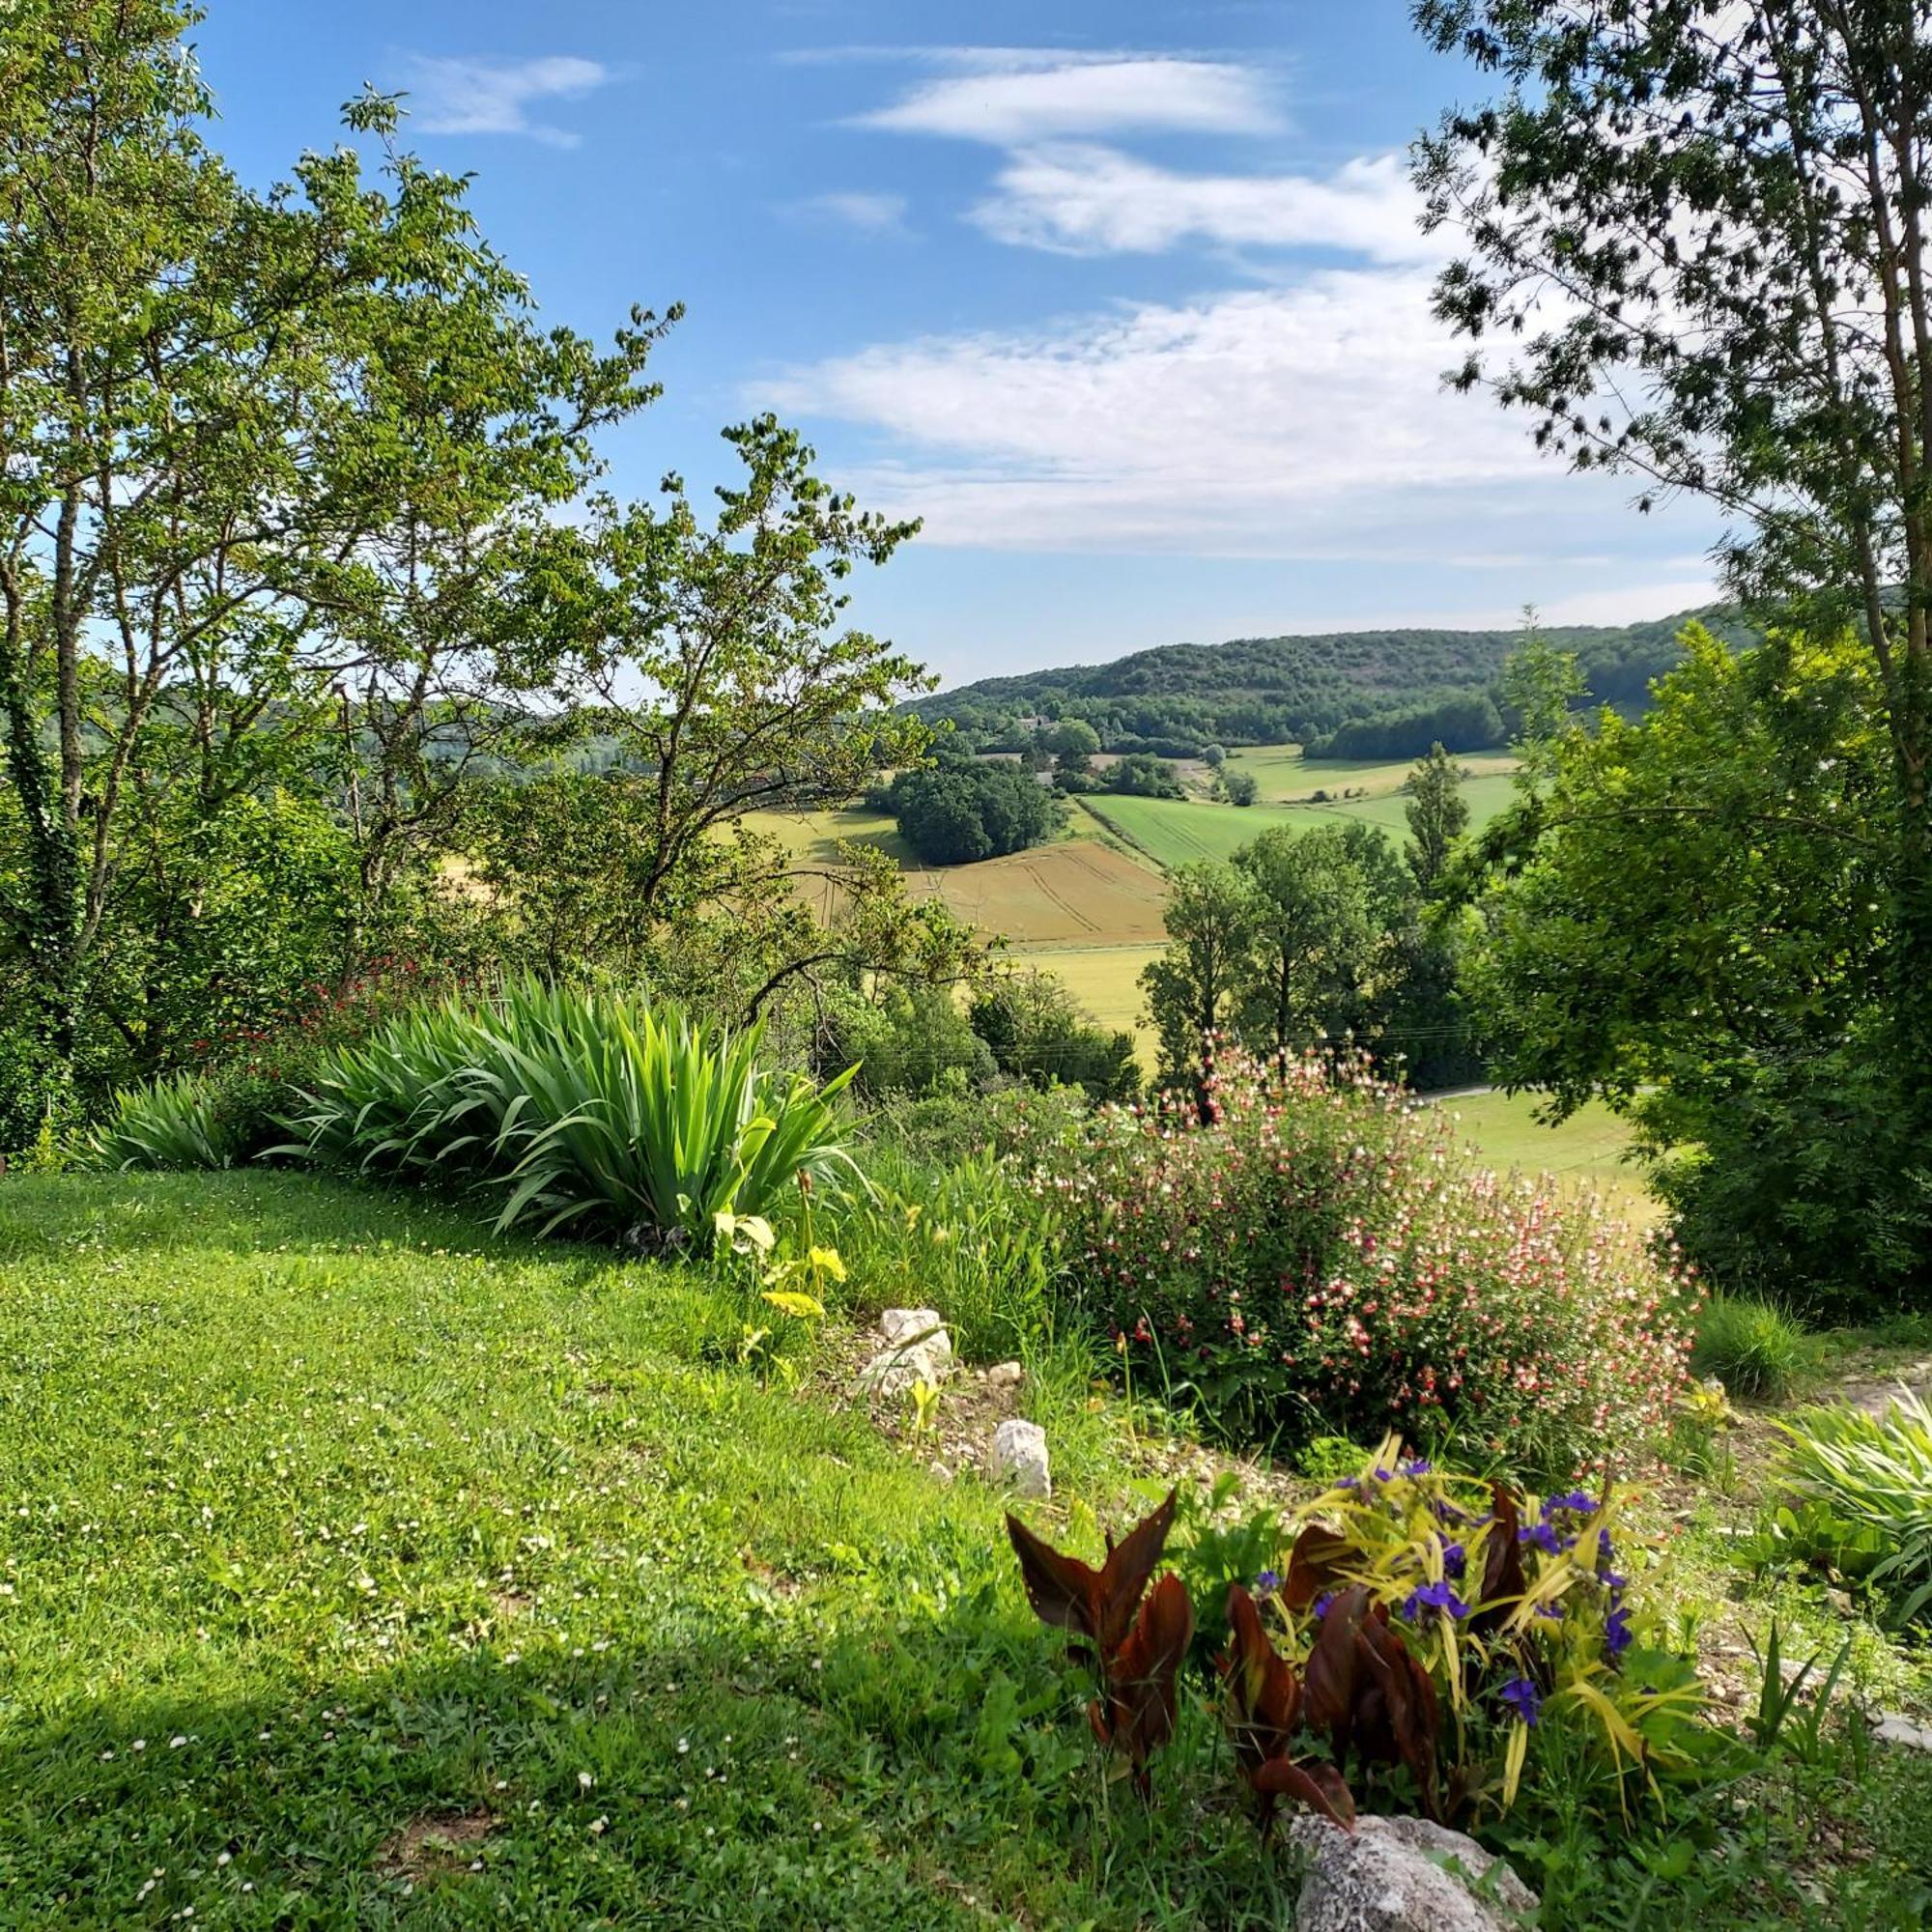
[988,1418,1051,1498]
[1873,1713,1932,1752]
[860,1308,952,1400]
[1290,1813,1537,1932]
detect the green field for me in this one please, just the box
[1224,745,1520,805]
[1076,773,1516,872]
[1427,1088,1659,1223]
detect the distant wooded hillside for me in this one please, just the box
[911,606,1757,759]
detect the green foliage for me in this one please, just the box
[818,984,994,1098]
[911,610,1738,757]
[886,757,1060,866]
[1690,1295,1814,1403]
[967,969,1139,1104]
[1138,860,1263,1082]
[1221,769,1260,806]
[1265,1447,1711,1826]
[1776,1394,1932,1624]
[84,1070,236,1172]
[1736,1500,1889,1589]
[1308,693,1505,761]
[1037,1049,1698,1473]
[282,980,856,1248]
[1098,753,1184,799]
[831,1148,1056,1361]
[1405,742,1471,893]
[1465,628,1921,1316]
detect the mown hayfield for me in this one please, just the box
[1009,943,1162,1050]
[743,809,1171,947]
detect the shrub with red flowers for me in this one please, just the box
[1029,1046,1699,1476]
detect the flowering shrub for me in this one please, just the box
[1031,1046,1698,1474]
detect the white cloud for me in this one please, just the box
[755,270,1709,559]
[972,146,1439,262]
[794,190,912,236]
[852,56,1279,144]
[403,55,610,147]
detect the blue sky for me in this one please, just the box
[189,2,1723,689]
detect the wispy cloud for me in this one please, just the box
[791,190,913,236]
[972,147,1440,262]
[402,54,611,147]
[754,270,1710,560]
[851,56,1280,144]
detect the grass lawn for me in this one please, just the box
[0,1173,1292,1930]
[3,1173,1930,1926]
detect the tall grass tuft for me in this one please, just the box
[280,980,857,1247]
[1691,1293,1814,1401]
[87,1071,236,1171]
[1776,1390,1932,1624]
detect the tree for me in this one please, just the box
[1223,770,1260,807]
[889,753,1060,866]
[1465,625,1904,1309]
[1102,753,1184,799]
[1413,0,1932,1163]
[1233,827,1388,1055]
[969,968,1139,1103]
[0,3,660,1114]
[1140,862,1263,1084]
[1405,743,1470,892]
[1049,717,1100,790]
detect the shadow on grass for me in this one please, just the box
[0,1588,1301,1931]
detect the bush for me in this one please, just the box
[1690,1293,1814,1401]
[1099,753,1184,799]
[968,970,1139,1105]
[86,1070,237,1171]
[282,980,857,1249]
[1774,1391,1932,1623]
[1033,1048,1698,1474]
[817,984,995,1097]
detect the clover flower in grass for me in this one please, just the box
[1499,1676,1543,1727]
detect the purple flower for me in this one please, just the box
[1543,1491,1598,1518]
[1400,1457,1434,1478]
[1401,1578,1470,1622]
[1436,1538,1466,1578]
[1311,1591,1336,1621]
[1372,1467,1394,1483]
[1499,1675,1543,1727]
[1605,1605,1634,1660]
[1254,1569,1281,1599]
[1533,1602,1564,1621]
[1598,1526,1616,1561]
[1519,1521,1566,1556]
